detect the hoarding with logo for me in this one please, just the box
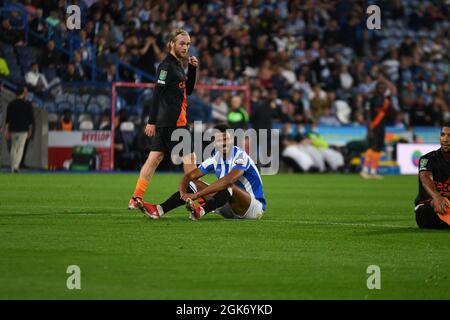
[397,143,441,174]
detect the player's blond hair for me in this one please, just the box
[167,28,189,51]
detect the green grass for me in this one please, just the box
[0,173,449,299]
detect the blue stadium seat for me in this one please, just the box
[74,104,86,114]
[56,101,73,113]
[42,67,57,81]
[44,101,57,113]
[86,103,102,115]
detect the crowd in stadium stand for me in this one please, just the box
[0,0,449,132]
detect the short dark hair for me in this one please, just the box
[443,122,450,129]
[214,123,231,133]
[15,86,26,96]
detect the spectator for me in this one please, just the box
[250,88,272,131]
[213,47,232,78]
[99,110,111,130]
[25,63,50,94]
[211,94,229,124]
[0,18,24,46]
[338,64,354,91]
[106,63,119,83]
[410,96,433,126]
[318,107,340,127]
[137,35,161,77]
[290,89,306,124]
[40,40,62,72]
[72,51,87,80]
[227,95,249,129]
[307,125,345,172]
[114,109,128,170]
[401,82,417,113]
[59,109,73,131]
[62,63,83,82]
[0,50,10,78]
[4,86,34,173]
[280,123,314,172]
[4,0,448,136]
[309,85,329,122]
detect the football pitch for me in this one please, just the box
[1,173,449,299]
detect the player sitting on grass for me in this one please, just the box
[415,122,450,229]
[136,124,267,220]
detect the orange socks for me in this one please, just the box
[133,177,149,199]
[371,151,381,171]
[363,149,381,174]
[363,149,374,168]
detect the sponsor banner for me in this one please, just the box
[397,143,440,174]
[48,147,111,171]
[272,125,440,146]
[49,131,112,148]
[48,131,112,170]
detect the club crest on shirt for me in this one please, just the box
[159,70,167,80]
[419,158,428,170]
[234,158,245,165]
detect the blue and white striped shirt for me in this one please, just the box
[198,146,266,210]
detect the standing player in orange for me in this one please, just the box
[360,81,391,179]
[415,122,450,229]
[128,29,199,211]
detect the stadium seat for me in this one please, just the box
[128,115,142,127]
[42,67,57,82]
[74,104,86,114]
[78,113,93,124]
[79,120,94,131]
[44,101,57,113]
[95,95,111,109]
[119,122,138,168]
[47,113,59,130]
[120,121,135,132]
[16,46,35,70]
[1,43,14,55]
[80,94,91,104]
[86,103,102,115]
[56,101,73,113]
[55,93,68,104]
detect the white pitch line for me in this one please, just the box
[264,219,413,229]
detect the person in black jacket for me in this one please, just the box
[4,86,34,173]
[128,28,200,213]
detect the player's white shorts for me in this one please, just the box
[217,195,265,220]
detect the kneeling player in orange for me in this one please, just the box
[414,122,450,229]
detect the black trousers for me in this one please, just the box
[415,203,450,229]
[368,127,385,152]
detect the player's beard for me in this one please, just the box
[174,48,189,63]
[441,143,450,154]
